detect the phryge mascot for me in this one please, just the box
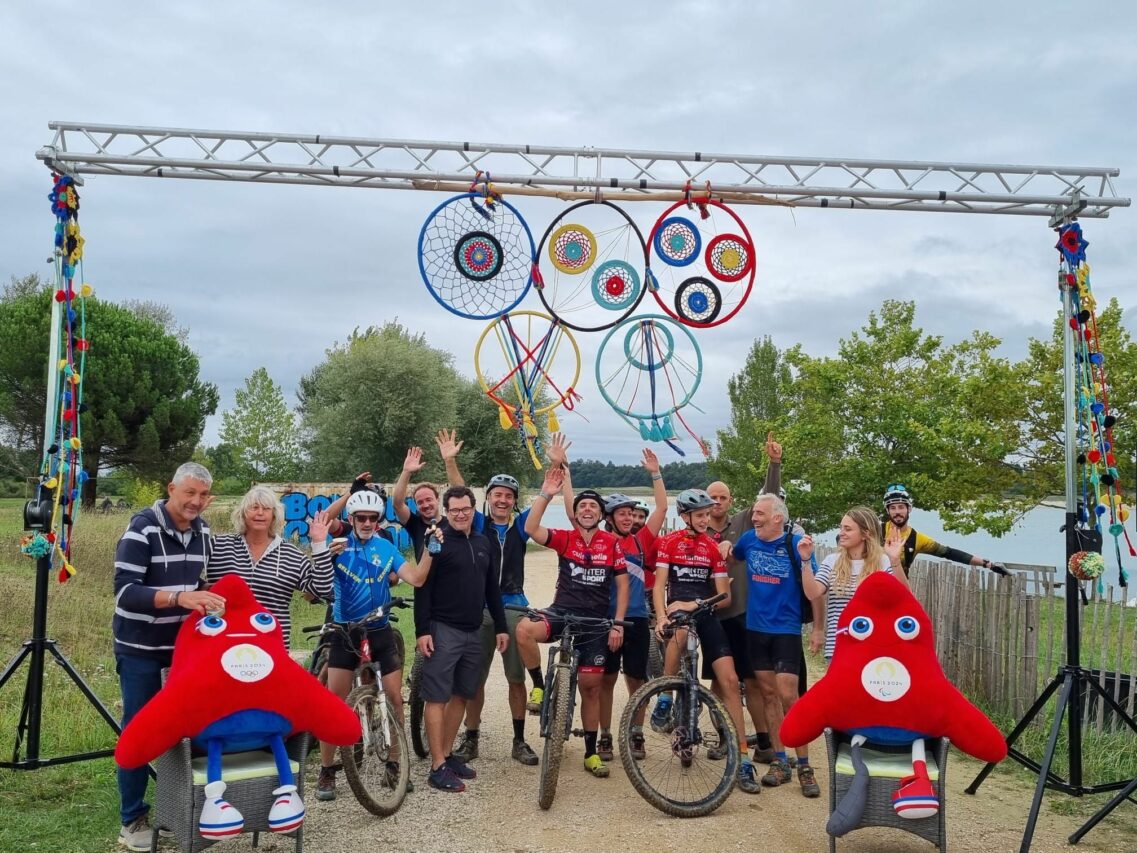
[780,572,1007,836]
[115,575,361,839]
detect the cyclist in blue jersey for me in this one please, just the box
[316,489,431,801]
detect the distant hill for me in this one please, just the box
[565,458,710,490]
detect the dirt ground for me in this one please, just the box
[292,550,1133,853]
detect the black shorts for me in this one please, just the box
[420,621,484,703]
[701,613,752,681]
[326,623,402,677]
[604,616,650,679]
[747,630,802,675]
[540,608,609,673]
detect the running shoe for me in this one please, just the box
[649,696,674,734]
[527,687,544,715]
[630,731,646,761]
[584,754,610,778]
[452,731,479,762]
[512,740,539,766]
[736,760,762,794]
[798,765,820,798]
[315,766,336,801]
[427,764,465,792]
[445,754,477,780]
[597,733,614,761]
[762,757,792,787]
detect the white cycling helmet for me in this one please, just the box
[346,489,386,517]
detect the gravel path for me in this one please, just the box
[268,551,1128,852]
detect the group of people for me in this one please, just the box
[111,431,1006,850]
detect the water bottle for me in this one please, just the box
[427,525,442,555]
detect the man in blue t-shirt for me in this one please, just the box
[732,492,823,796]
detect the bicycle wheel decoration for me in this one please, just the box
[646,198,755,328]
[418,181,536,319]
[595,314,709,456]
[474,310,582,469]
[536,200,648,332]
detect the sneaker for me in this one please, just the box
[630,731,646,761]
[649,696,674,734]
[892,762,938,818]
[584,754,610,778]
[736,760,762,794]
[512,739,539,766]
[445,754,477,780]
[526,687,544,714]
[597,733,614,761]
[427,764,466,792]
[452,731,479,762]
[798,765,821,798]
[384,761,413,792]
[762,757,792,787]
[752,745,776,764]
[118,815,152,852]
[316,766,336,801]
[707,729,729,761]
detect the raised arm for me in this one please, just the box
[525,465,565,546]
[393,447,426,524]
[641,448,668,535]
[436,428,465,487]
[326,473,368,523]
[762,431,782,496]
[546,433,580,532]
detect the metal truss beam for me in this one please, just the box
[37,122,1128,218]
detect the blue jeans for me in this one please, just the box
[116,654,165,825]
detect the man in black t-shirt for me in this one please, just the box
[393,430,465,559]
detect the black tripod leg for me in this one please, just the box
[47,644,121,734]
[967,672,1063,794]
[1019,673,1074,853]
[0,644,32,690]
[1069,775,1137,844]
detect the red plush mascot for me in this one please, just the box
[115,575,361,839]
[781,572,1006,835]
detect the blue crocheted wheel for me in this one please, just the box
[653,217,701,267]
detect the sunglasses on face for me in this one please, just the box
[354,514,380,524]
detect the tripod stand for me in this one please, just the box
[0,550,120,770]
[965,216,1137,850]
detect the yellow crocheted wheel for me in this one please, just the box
[547,223,596,275]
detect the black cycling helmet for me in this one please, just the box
[603,492,638,516]
[676,488,715,514]
[485,474,520,499]
[573,489,605,513]
[883,484,914,508]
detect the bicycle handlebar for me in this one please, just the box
[505,603,632,629]
[300,597,412,636]
[661,591,729,627]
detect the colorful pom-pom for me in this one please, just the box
[1069,551,1106,581]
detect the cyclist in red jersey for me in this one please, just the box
[517,464,630,779]
[652,488,762,794]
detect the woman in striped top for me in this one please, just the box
[800,506,907,661]
[206,485,334,645]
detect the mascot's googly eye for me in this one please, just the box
[894,615,920,640]
[251,612,277,633]
[848,615,874,640]
[197,614,226,636]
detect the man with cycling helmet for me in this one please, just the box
[316,489,431,801]
[881,484,1007,576]
[652,488,762,795]
[450,467,541,767]
[518,464,630,779]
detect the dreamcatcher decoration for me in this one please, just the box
[474,311,582,469]
[646,189,756,328]
[1059,221,1133,594]
[595,314,709,457]
[417,174,536,319]
[535,200,649,332]
[22,174,93,582]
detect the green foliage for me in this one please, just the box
[125,477,162,508]
[713,300,1030,534]
[298,322,533,482]
[567,458,710,490]
[0,279,219,505]
[219,367,300,480]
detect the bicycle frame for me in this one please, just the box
[539,637,579,741]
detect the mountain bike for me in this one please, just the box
[406,647,429,759]
[301,598,412,816]
[507,605,631,810]
[618,592,739,817]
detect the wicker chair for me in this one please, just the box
[824,728,948,852]
[150,732,311,853]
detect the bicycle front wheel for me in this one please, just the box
[537,663,572,810]
[618,676,739,817]
[340,686,410,816]
[407,650,430,759]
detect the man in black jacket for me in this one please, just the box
[414,486,508,792]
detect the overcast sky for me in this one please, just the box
[1,2,1134,471]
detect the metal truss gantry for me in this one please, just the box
[37,122,1128,218]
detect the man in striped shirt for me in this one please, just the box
[112,462,226,852]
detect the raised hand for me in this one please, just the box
[402,446,425,474]
[766,430,783,464]
[884,526,904,568]
[641,447,660,475]
[435,428,463,460]
[309,509,331,543]
[541,464,565,494]
[797,533,814,563]
[546,432,572,468]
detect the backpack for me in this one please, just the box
[784,531,814,625]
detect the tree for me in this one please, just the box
[220,367,301,480]
[0,283,218,505]
[712,300,1027,534]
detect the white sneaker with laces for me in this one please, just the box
[117,815,152,852]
